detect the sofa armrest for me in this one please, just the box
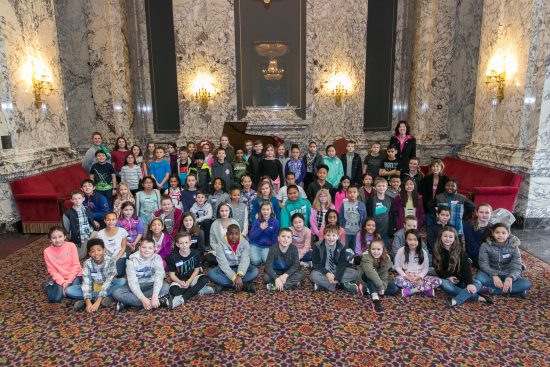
[13,193,62,201]
[473,186,519,195]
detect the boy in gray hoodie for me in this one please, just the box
[112,238,170,311]
[207,224,259,292]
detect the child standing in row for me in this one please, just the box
[89,150,117,206]
[285,145,306,187]
[176,147,194,186]
[116,201,144,255]
[394,177,425,230]
[264,228,305,291]
[212,148,234,190]
[149,147,171,192]
[63,190,97,259]
[112,182,134,217]
[334,176,351,213]
[209,178,230,218]
[358,173,376,203]
[302,141,323,190]
[340,186,366,250]
[277,172,308,206]
[135,176,161,226]
[394,229,441,297]
[182,174,199,211]
[341,140,363,186]
[229,187,248,235]
[323,145,344,188]
[249,202,280,265]
[363,141,383,179]
[232,148,249,184]
[239,175,257,225]
[166,175,183,211]
[306,165,333,203]
[366,177,396,247]
[309,189,334,240]
[43,226,83,303]
[120,154,143,196]
[310,224,358,293]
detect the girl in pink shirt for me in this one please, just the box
[43,226,83,303]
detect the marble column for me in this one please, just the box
[0,0,78,229]
[459,0,550,226]
[409,0,483,163]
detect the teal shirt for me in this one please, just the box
[281,198,312,228]
[323,156,344,187]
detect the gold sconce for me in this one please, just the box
[32,73,53,108]
[328,73,352,107]
[485,50,516,104]
[485,69,506,103]
[191,74,215,111]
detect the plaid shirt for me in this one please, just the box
[449,202,465,235]
[81,255,117,299]
[77,207,93,242]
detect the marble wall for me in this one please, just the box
[409,0,483,162]
[459,0,550,224]
[0,0,78,228]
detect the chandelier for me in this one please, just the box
[262,59,285,81]
[255,42,288,81]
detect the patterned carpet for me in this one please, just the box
[0,237,549,367]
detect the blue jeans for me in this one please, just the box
[112,282,170,308]
[65,278,127,300]
[207,265,259,288]
[361,274,399,295]
[344,234,356,249]
[440,278,482,306]
[116,258,127,278]
[475,271,532,295]
[44,276,83,303]
[250,245,270,265]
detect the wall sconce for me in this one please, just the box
[191,73,215,111]
[328,73,352,107]
[32,73,53,108]
[485,50,516,104]
[485,70,506,103]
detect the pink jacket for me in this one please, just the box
[309,205,335,237]
[334,191,348,214]
[43,242,83,285]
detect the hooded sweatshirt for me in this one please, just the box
[126,252,165,299]
[281,197,312,228]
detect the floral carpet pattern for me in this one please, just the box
[0,237,549,366]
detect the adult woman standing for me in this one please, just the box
[419,159,449,227]
[389,121,416,169]
[82,132,111,172]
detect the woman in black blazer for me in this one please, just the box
[389,121,417,169]
[420,159,449,226]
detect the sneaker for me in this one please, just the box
[372,299,384,314]
[100,297,113,308]
[401,288,412,298]
[266,283,277,292]
[478,294,494,304]
[342,282,359,294]
[199,286,215,295]
[73,300,86,311]
[116,301,127,312]
[158,296,170,308]
[170,295,185,309]
[295,281,301,289]
[242,282,256,293]
[519,290,528,299]
[445,296,455,308]
[313,283,321,292]
[424,289,435,298]
[211,284,225,294]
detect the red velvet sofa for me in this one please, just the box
[440,157,522,211]
[10,164,90,233]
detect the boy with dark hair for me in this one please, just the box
[379,144,401,180]
[149,147,171,192]
[310,224,358,293]
[302,141,324,190]
[277,171,308,206]
[63,190,98,259]
[211,147,234,190]
[69,238,127,312]
[248,140,264,186]
[89,150,117,206]
[427,207,453,251]
[207,224,259,293]
[81,179,110,225]
[189,151,211,191]
[177,146,194,185]
[264,228,305,291]
[341,140,363,186]
[428,179,475,236]
[306,164,333,203]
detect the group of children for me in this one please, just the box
[44,133,532,313]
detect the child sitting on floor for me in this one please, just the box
[310,224,358,293]
[264,228,305,291]
[394,229,441,298]
[475,223,532,298]
[69,238,127,312]
[97,211,128,278]
[63,190,98,259]
[43,226,83,303]
[166,233,215,309]
[207,224,259,293]
[112,238,170,311]
[357,239,398,314]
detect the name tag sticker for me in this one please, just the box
[502,253,511,259]
[175,261,184,267]
[191,239,197,244]
[144,197,151,202]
